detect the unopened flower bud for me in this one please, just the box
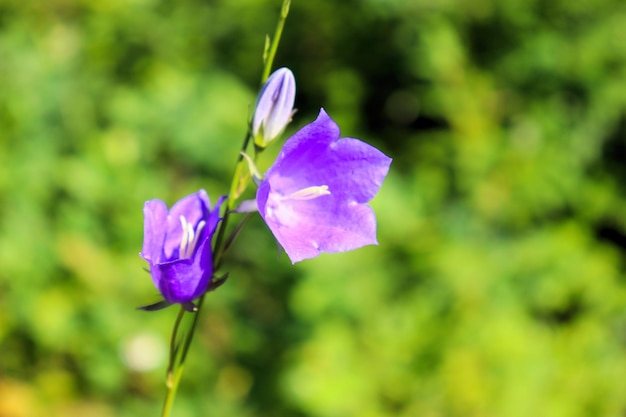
[252,67,296,148]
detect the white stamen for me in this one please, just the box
[287,185,330,200]
[179,216,189,257]
[186,221,206,258]
[178,216,207,259]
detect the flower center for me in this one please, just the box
[265,185,331,225]
[178,216,206,259]
[286,185,330,200]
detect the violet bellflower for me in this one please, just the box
[252,67,296,148]
[256,109,392,263]
[140,190,225,304]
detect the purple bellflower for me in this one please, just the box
[256,109,392,263]
[140,190,225,305]
[252,67,296,148]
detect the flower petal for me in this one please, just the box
[265,109,339,178]
[149,234,214,304]
[259,182,378,263]
[315,137,391,203]
[141,199,169,263]
[205,195,227,238]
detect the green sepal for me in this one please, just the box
[138,299,172,311]
[207,273,229,292]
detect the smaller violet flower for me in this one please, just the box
[140,190,225,305]
[256,109,392,263]
[252,67,296,148]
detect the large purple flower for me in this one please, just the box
[256,109,392,263]
[140,190,225,304]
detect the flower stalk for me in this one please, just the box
[261,0,291,83]
[158,3,292,416]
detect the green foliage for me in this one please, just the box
[1,0,626,416]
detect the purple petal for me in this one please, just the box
[149,235,214,303]
[312,137,391,203]
[232,198,259,213]
[260,108,390,204]
[141,199,169,263]
[265,109,339,177]
[205,195,227,237]
[258,181,378,263]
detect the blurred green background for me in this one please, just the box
[1,0,626,416]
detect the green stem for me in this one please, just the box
[160,126,255,417]
[213,131,252,269]
[161,306,187,417]
[160,293,209,417]
[261,0,291,83]
[178,295,206,365]
[161,365,183,417]
[158,2,292,415]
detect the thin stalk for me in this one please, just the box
[160,293,208,417]
[161,306,187,417]
[261,0,291,83]
[159,156,258,417]
[221,213,253,264]
[158,2,292,415]
[213,128,253,267]
[161,366,181,417]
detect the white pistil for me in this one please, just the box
[287,185,330,200]
[178,216,207,259]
